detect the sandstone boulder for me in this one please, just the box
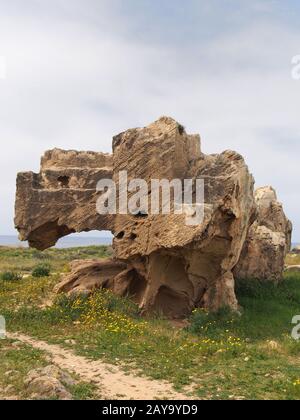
[25,365,74,400]
[54,259,128,296]
[15,117,292,317]
[234,187,292,282]
[15,149,114,250]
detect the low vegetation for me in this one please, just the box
[0,340,98,400]
[1,246,300,400]
[31,263,51,278]
[0,245,112,274]
[0,271,23,281]
[286,253,300,266]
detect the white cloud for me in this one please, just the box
[0,1,299,240]
[0,56,7,79]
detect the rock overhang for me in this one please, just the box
[14,117,292,317]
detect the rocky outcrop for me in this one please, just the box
[54,260,128,296]
[25,365,75,400]
[15,117,292,317]
[15,149,114,250]
[234,187,292,282]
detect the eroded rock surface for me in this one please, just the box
[235,187,292,282]
[54,259,128,296]
[15,149,114,250]
[25,365,74,400]
[15,117,292,317]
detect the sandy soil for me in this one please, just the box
[7,332,192,400]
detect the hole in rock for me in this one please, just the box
[178,124,185,135]
[115,231,125,240]
[55,230,113,248]
[127,272,147,303]
[134,211,148,218]
[57,176,70,188]
[153,285,190,319]
[149,254,194,318]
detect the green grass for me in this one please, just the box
[187,274,300,341]
[1,246,300,400]
[69,382,99,400]
[0,340,98,400]
[0,340,48,399]
[0,271,23,281]
[0,245,112,274]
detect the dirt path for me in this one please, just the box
[7,332,192,400]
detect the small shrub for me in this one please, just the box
[0,271,23,281]
[31,263,51,278]
[53,294,88,321]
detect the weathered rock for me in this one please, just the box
[54,259,128,296]
[234,187,292,282]
[15,117,292,317]
[25,365,74,400]
[110,118,256,315]
[15,149,114,250]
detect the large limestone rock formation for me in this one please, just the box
[15,149,114,250]
[14,117,292,318]
[234,187,292,282]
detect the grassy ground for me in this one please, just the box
[0,339,98,400]
[286,253,300,266]
[1,246,300,400]
[0,245,112,274]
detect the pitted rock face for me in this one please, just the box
[14,117,292,318]
[15,148,114,250]
[234,186,292,282]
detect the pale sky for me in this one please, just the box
[0,0,299,240]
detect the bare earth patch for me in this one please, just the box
[7,332,192,400]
